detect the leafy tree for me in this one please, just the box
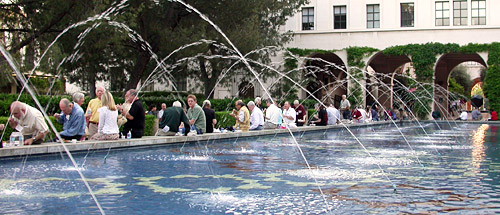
[449,64,472,97]
[2,0,307,98]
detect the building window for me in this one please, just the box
[453,0,467,26]
[401,3,414,27]
[302,7,314,30]
[471,0,486,25]
[435,1,450,26]
[334,6,347,29]
[367,4,380,28]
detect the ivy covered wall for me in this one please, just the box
[285,42,500,117]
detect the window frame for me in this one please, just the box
[334,5,347,29]
[471,0,486,25]
[302,7,315,30]
[435,1,450,26]
[453,0,468,26]
[367,4,380,29]
[401,3,415,27]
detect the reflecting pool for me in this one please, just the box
[1,123,500,214]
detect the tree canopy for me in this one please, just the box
[1,0,307,97]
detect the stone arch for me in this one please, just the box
[434,53,487,116]
[366,52,412,110]
[302,52,347,108]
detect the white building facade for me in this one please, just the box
[286,0,500,50]
[141,0,498,112]
[281,0,499,112]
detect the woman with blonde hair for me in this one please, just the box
[91,91,119,140]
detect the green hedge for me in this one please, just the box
[0,92,322,116]
[215,111,236,129]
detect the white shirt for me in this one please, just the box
[340,99,350,110]
[282,107,297,128]
[265,104,280,125]
[98,107,119,134]
[250,107,264,130]
[157,109,164,119]
[326,107,341,125]
[460,111,468,121]
[358,109,367,122]
[238,109,245,122]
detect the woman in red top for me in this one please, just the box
[490,109,497,121]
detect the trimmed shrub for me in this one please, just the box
[215,111,236,129]
[144,115,156,136]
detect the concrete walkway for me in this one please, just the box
[0,120,497,158]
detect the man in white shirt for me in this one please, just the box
[264,99,280,129]
[157,103,166,119]
[247,101,264,130]
[352,106,368,123]
[282,101,297,128]
[326,103,341,125]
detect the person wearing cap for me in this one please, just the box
[202,100,217,133]
[157,101,191,136]
[293,100,307,126]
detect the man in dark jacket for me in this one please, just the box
[157,101,190,136]
[121,89,145,138]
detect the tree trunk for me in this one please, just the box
[89,73,96,98]
[126,51,150,94]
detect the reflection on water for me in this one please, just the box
[471,124,488,169]
[1,123,500,214]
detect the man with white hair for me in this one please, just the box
[255,97,263,110]
[72,92,85,106]
[293,100,307,126]
[247,101,264,130]
[54,98,86,141]
[202,100,217,133]
[85,86,105,137]
[7,101,49,145]
[326,103,341,125]
[158,101,190,136]
[282,101,297,128]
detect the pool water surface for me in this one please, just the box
[1,122,499,214]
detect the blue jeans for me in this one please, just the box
[250,125,263,131]
[191,125,203,134]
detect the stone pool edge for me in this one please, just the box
[0,120,498,158]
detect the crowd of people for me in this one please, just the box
[0,87,497,146]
